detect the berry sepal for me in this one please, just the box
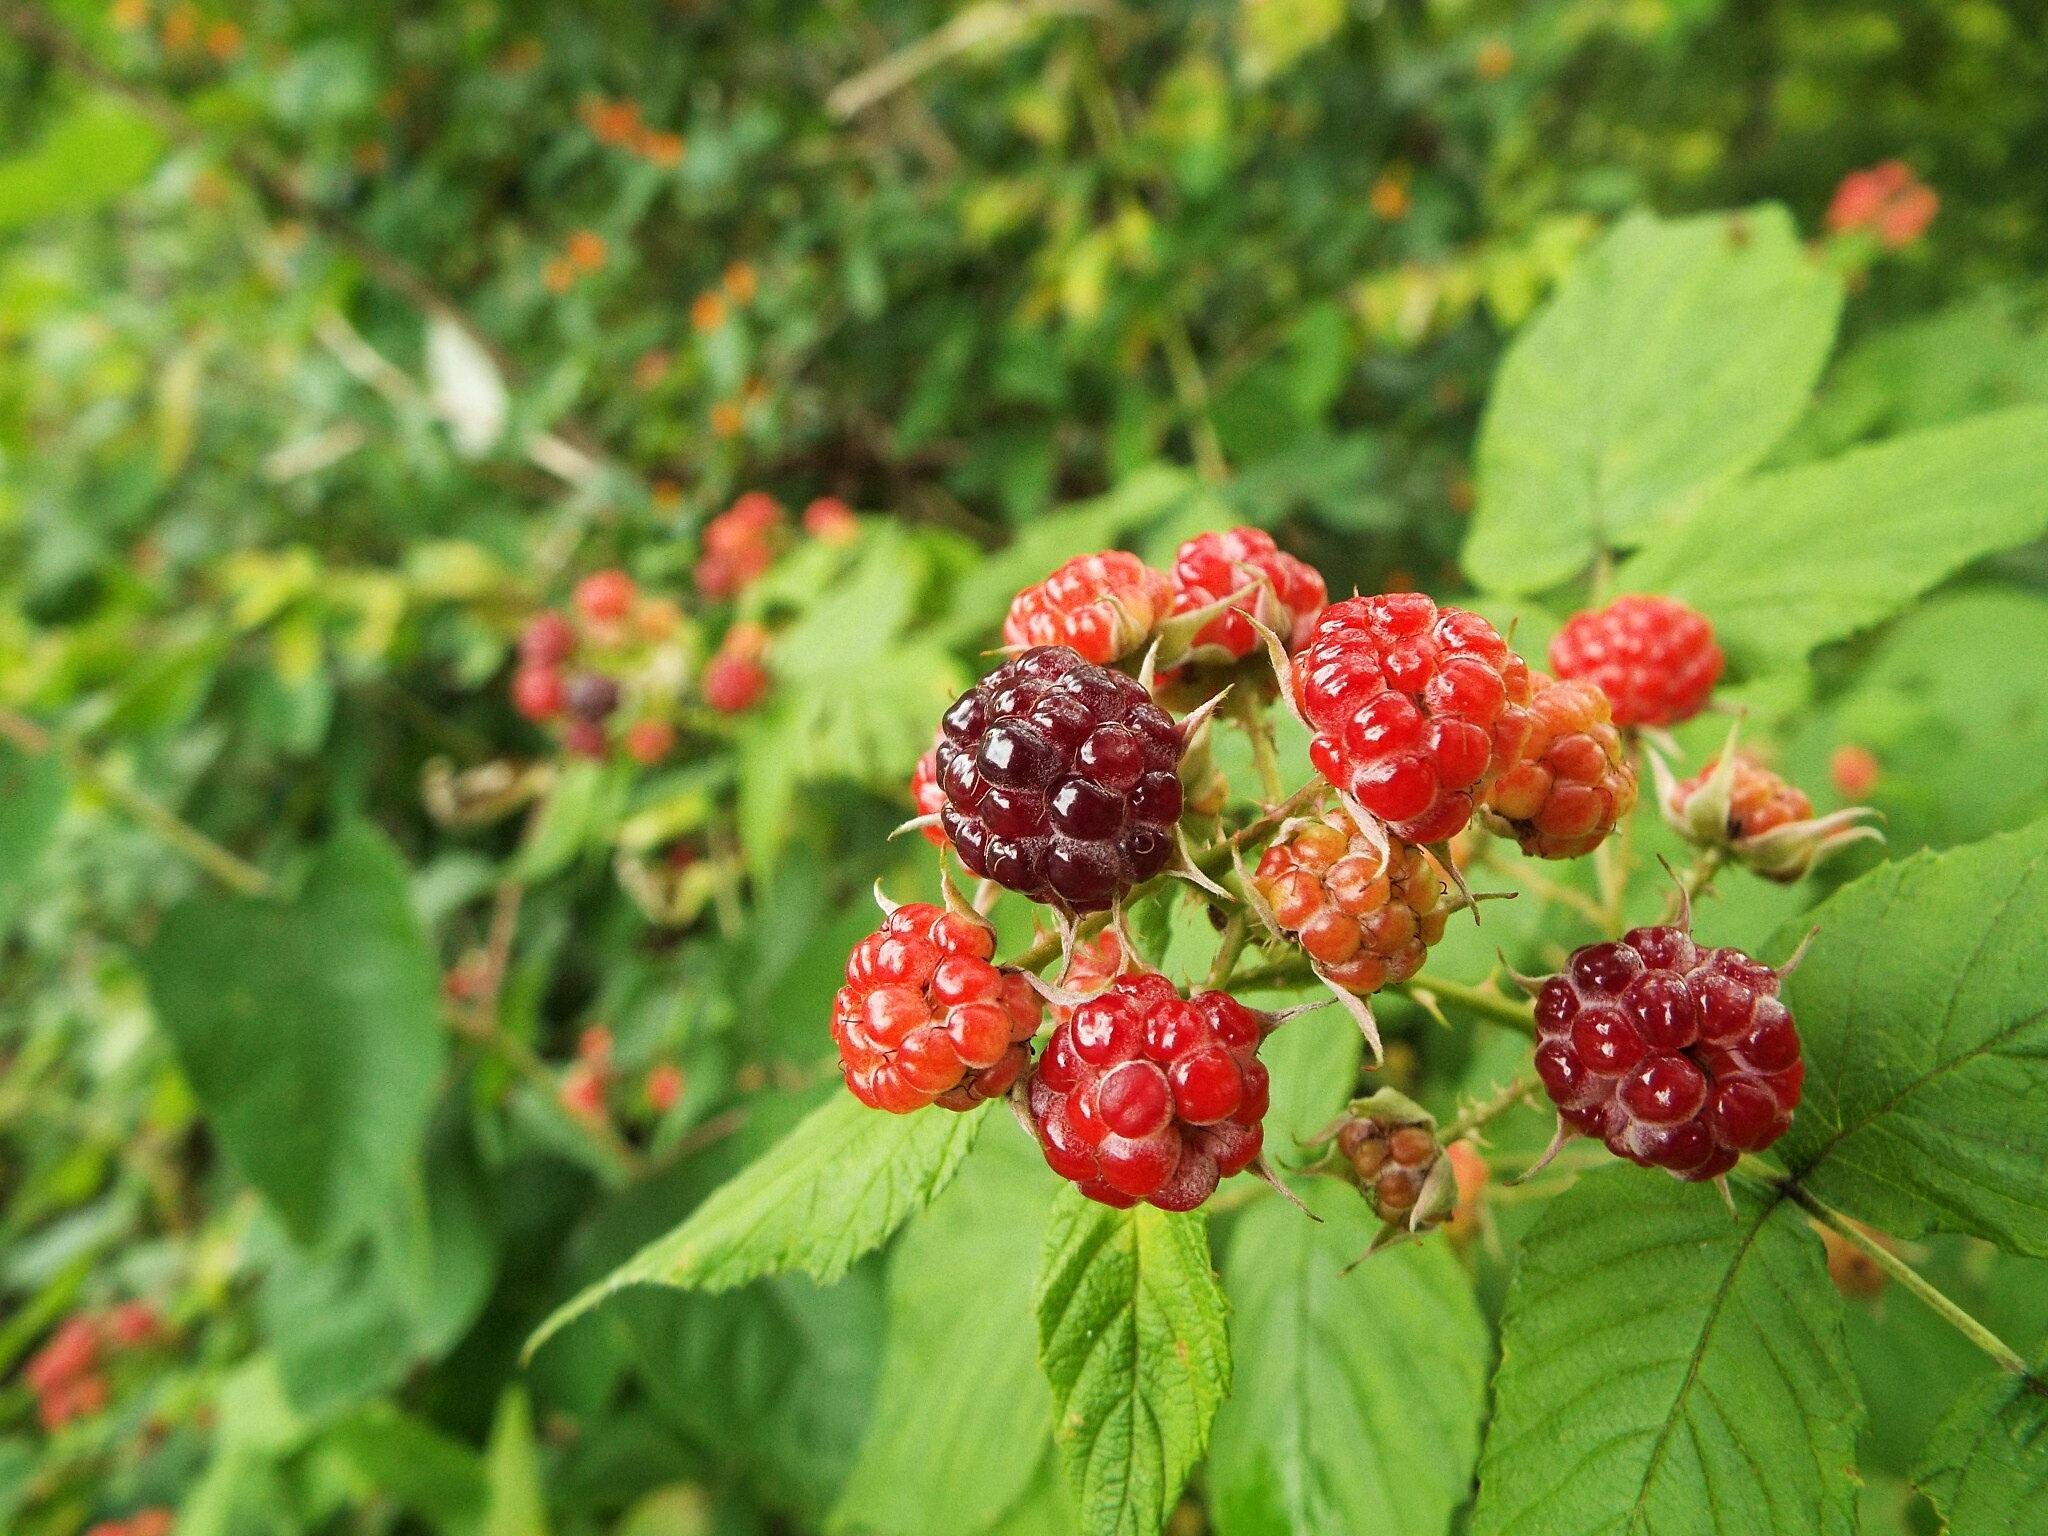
[1308,1089,1458,1249]
[1652,720,1881,882]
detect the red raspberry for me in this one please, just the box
[703,651,769,713]
[1549,595,1722,728]
[1482,675,1637,858]
[935,646,1185,910]
[1292,592,1534,844]
[512,665,564,722]
[908,740,947,846]
[1252,811,1448,994]
[696,491,784,598]
[1532,926,1803,1181]
[623,718,676,765]
[1025,972,1269,1210]
[834,902,1042,1113]
[519,611,577,667]
[1169,526,1327,660]
[25,1315,101,1394]
[803,495,858,543]
[574,568,637,626]
[1003,552,1174,665]
[1671,752,1812,841]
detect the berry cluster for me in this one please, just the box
[934,646,1185,911]
[1027,973,1270,1210]
[1532,925,1804,1181]
[1293,592,1534,844]
[1252,811,1449,996]
[834,902,1042,1112]
[695,491,786,599]
[1826,159,1939,249]
[513,570,689,762]
[1482,674,1638,859]
[1549,594,1722,729]
[24,1303,162,1431]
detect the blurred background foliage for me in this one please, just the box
[2,0,2047,1533]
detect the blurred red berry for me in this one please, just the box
[1826,159,1937,249]
[645,1062,685,1113]
[512,665,565,721]
[1830,744,1880,798]
[25,1315,100,1394]
[624,718,676,765]
[560,1062,608,1122]
[578,1025,613,1066]
[803,496,858,543]
[574,568,637,625]
[519,611,577,666]
[704,650,769,713]
[696,493,785,598]
[563,719,609,758]
[107,1301,163,1349]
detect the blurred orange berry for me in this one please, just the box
[109,0,148,30]
[624,718,676,765]
[803,496,857,544]
[160,3,196,49]
[496,37,543,72]
[202,18,241,57]
[1370,170,1412,221]
[690,290,726,333]
[1830,744,1881,798]
[1877,184,1938,248]
[1475,38,1513,79]
[633,349,672,391]
[543,256,577,294]
[710,400,744,438]
[648,476,684,509]
[574,568,637,624]
[646,1062,685,1113]
[638,128,686,168]
[581,96,643,146]
[721,261,758,303]
[566,229,608,273]
[578,1024,614,1066]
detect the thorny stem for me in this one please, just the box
[0,709,274,899]
[1442,1072,1541,1142]
[1477,841,1606,928]
[1232,691,1287,806]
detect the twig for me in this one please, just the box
[827,0,1110,121]
[1206,911,1249,990]
[1442,1072,1540,1141]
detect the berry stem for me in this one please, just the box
[1230,691,1287,806]
[1402,974,1539,1037]
[1764,1170,2036,1382]
[1442,1072,1541,1141]
[1206,911,1250,990]
[0,708,274,899]
[1596,799,1638,930]
[1476,842,1608,929]
[1666,847,1727,919]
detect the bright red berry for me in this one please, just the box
[909,739,947,847]
[1003,552,1175,665]
[1549,595,1722,728]
[512,665,565,721]
[1293,592,1535,844]
[519,611,577,666]
[574,568,637,625]
[624,717,676,765]
[1532,926,1802,1181]
[1025,973,1269,1210]
[703,650,769,713]
[935,646,1185,910]
[1252,811,1448,994]
[1169,527,1327,660]
[834,902,1042,1113]
[1482,675,1638,858]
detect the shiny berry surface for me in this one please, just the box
[936,646,1184,910]
[1483,675,1638,859]
[1292,592,1534,844]
[1026,973,1269,1210]
[833,902,1043,1113]
[1533,926,1803,1180]
[1003,552,1174,665]
[1549,595,1723,728]
[1252,810,1448,994]
[1169,526,1328,660]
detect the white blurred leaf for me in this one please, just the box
[426,314,509,458]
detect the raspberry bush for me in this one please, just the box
[6,10,2046,1534]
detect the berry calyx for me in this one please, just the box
[1169,527,1327,661]
[1003,552,1175,666]
[1532,925,1803,1181]
[1661,748,1879,882]
[834,901,1042,1113]
[1672,751,1810,841]
[1251,810,1448,995]
[935,646,1185,911]
[1549,595,1723,729]
[1292,592,1534,844]
[1025,972,1269,1210]
[1482,674,1638,859]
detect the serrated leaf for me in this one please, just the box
[1775,815,2048,1255]
[1209,1181,1488,1536]
[1620,406,2048,674]
[1913,1358,2048,1534]
[1471,1168,1861,1536]
[525,1094,987,1358]
[831,1132,1059,1536]
[1035,1189,1230,1536]
[141,825,448,1246]
[1467,206,1841,594]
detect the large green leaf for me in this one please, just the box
[142,824,448,1246]
[1913,1356,2048,1534]
[526,1093,987,1357]
[1035,1190,1230,1536]
[1620,406,2048,674]
[1776,815,2048,1255]
[0,97,167,229]
[1471,1169,1861,1536]
[1208,1181,1489,1536]
[831,1133,1063,1536]
[1466,207,1841,594]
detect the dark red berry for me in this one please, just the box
[1292,593,1535,844]
[935,646,1185,911]
[834,902,1043,1113]
[1532,925,1802,1180]
[1025,973,1268,1210]
[1169,526,1327,661]
[1550,595,1722,728]
[564,671,621,721]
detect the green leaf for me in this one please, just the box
[1776,815,2048,1255]
[526,1093,987,1358]
[1471,1168,1861,1536]
[830,1132,1059,1536]
[483,1389,551,1536]
[1035,1189,1230,1536]
[0,97,167,229]
[0,736,65,934]
[142,824,448,1246]
[1913,1358,2048,1534]
[1208,1181,1489,1536]
[1467,207,1841,593]
[327,1403,489,1535]
[1620,406,2048,674]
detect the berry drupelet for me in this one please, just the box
[1532,924,1804,1181]
[1292,592,1534,845]
[834,902,1043,1113]
[1027,972,1270,1211]
[935,646,1185,911]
